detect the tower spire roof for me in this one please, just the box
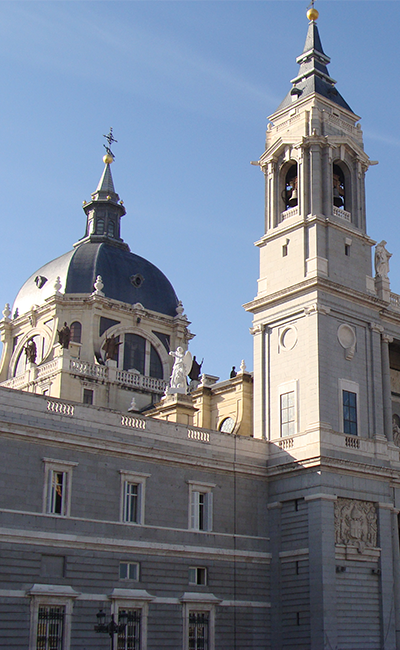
[95,163,116,195]
[273,9,353,115]
[75,131,128,250]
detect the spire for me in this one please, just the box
[75,130,129,251]
[95,163,116,195]
[274,7,353,114]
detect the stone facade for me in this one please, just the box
[2,9,400,650]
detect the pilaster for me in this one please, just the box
[305,494,338,650]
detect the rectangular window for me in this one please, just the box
[36,605,65,650]
[124,482,140,523]
[189,612,209,650]
[280,391,295,436]
[190,491,213,532]
[189,567,207,586]
[83,388,93,405]
[343,390,357,435]
[117,609,141,650]
[48,471,66,516]
[119,562,140,581]
[120,471,149,525]
[43,459,78,518]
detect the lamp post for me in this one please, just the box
[94,609,128,650]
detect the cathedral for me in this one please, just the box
[1,5,400,650]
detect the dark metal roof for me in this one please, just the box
[13,242,179,318]
[12,159,179,319]
[274,20,353,114]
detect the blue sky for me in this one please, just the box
[0,0,399,381]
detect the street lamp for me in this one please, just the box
[94,609,128,650]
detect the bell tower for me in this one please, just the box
[245,8,400,649]
[246,5,380,441]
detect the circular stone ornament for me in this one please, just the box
[337,323,356,350]
[280,326,298,351]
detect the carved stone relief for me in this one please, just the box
[334,498,377,553]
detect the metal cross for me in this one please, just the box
[103,127,118,159]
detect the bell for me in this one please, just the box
[333,187,344,208]
[288,188,298,208]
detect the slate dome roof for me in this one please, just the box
[12,156,179,319]
[13,242,179,318]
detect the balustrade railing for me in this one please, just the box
[333,205,351,222]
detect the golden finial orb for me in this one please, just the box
[103,153,114,164]
[307,6,319,21]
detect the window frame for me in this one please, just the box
[110,589,154,650]
[119,561,140,582]
[42,459,78,517]
[181,594,218,650]
[28,584,79,650]
[120,471,150,525]
[278,380,298,437]
[188,481,215,532]
[338,379,360,436]
[188,567,207,586]
[82,388,94,405]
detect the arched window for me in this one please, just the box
[282,163,298,211]
[107,220,115,237]
[150,345,163,379]
[123,334,146,374]
[333,163,346,209]
[97,219,105,235]
[70,321,82,344]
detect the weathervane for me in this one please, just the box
[103,127,118,160]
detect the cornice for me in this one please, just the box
[0,418,269,479]
[266,454,400,484]
[244,274,385,315]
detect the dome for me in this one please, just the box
[13,241,179,318]
[12,154,180,319]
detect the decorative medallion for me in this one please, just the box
[337,323,356,360]
[279,325,298,351]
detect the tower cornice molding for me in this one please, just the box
[244,274,387,316]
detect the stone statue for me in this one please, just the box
[188,356,203,382]
[230,366,237,378]
[374,240,391,279]
[393,415,400,448]
[102,334,122,361]
[25,338,37,364]
[169,347,187,391]
[57,322,71,349]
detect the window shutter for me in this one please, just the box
[191,491,199,529]
[137,483,142,524]
[206,492,213,532]
[48,470,55,513]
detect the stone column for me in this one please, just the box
[370,323,385,438]
[305,494,338,650]
[391,508,400,649]
[321,145,331,217]
[381,333,393,442]
[310,143,322,216]
[251,324,265,439]
[268,501,282,650]
[378,503,396,649]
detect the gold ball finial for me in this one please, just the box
[103,153,113,164]
[307,7,319,21]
